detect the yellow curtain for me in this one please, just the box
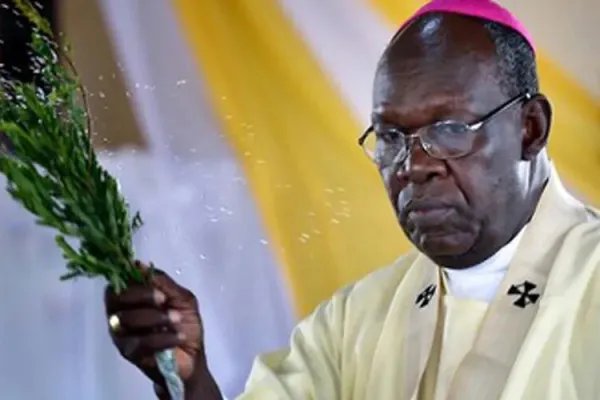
[171,0,408,317]
[370,0,600,203]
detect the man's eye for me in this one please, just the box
[376,129,400,143]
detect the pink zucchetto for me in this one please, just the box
[398,0,534,52]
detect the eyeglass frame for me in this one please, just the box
[358,92,533,166]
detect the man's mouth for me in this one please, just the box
[408,207,454,225]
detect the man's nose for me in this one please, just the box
[396,138,446,184]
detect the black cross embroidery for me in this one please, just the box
[507,280,540,308]
[415,284,436,308]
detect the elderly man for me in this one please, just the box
[104,1,600,399]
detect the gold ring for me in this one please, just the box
[108,314,121,333]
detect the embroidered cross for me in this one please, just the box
[507,280,540,308]
[415,284,436,308]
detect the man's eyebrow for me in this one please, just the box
[370,108,399,123]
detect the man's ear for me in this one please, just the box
[521,93,552,161]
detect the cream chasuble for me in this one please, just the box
[239,171,600,400]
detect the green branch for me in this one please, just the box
[0,0,149,292]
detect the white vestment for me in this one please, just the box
[238,171,600,399]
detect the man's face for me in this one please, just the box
[372,15,531,267]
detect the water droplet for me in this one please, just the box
[98,75,104,81]
[98,91,106,99]
[176,79,187,86]
[260,239,268,245]
[175,269,182,275]
[331,218,340,224]
[219,207,233,215]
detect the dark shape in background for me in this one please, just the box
[0,0,57,82]
[0,130,13,154]
[0,0,57,153]
[0,0,146,150]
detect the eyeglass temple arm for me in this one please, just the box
[358,126,373,146]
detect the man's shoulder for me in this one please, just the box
[569,208,600,255]
[326,251,420,313]
[351,252,419,292]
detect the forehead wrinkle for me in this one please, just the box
[374,64,476,102]
[373,56,502,106]
[372,91,474,124]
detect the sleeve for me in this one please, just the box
[236,288,350,400]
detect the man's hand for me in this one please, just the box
[104,264,208,394]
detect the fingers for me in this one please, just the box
[111,308,182,335]
[103,265,199,344]
[115,332,183,361]
[102,264,203,385]
[105,284,166,315]
[104,264,197,313]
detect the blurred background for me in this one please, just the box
[0,0,597,398]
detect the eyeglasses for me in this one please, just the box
[358,92,532,167]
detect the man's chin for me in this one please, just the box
[412,230,476,260]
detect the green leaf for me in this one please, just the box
[0,0,148,291]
